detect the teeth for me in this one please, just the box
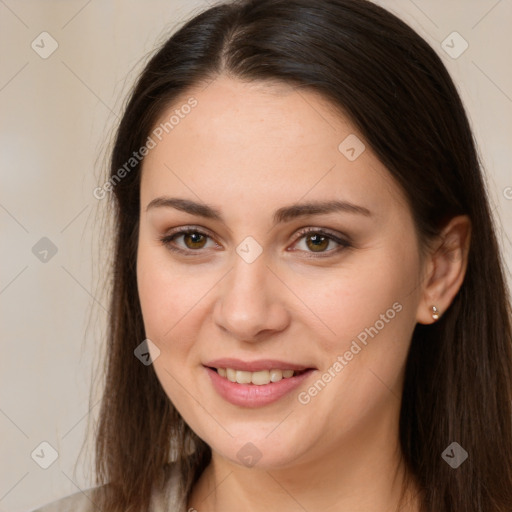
[251,370,271,385]
[216,367,299,385]
[270,369,283,382]
[236,370,252,384]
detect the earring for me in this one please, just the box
[432,305,440,321]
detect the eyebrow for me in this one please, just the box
[146,197,372,225]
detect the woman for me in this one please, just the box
[32,0,512,511]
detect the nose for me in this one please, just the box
[213,253,290,342]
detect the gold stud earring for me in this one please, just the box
[432,305,440,321]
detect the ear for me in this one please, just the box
[416,215,471,325]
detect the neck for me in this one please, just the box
[187,403,421,512]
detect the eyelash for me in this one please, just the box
[158,226,352,258]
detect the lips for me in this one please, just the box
[204,358,313,372]
[203,358,316,407]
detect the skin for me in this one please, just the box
[136,75,471,511]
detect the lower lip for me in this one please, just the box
[205,366,315,408]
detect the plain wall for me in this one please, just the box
[1,1,511,511]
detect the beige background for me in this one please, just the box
[1,1,511,511]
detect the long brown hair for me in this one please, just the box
[92,1,512,510]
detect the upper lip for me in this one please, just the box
[204,358,315,372]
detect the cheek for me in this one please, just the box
[136,243,218,360]
[297,250,421,424]
[137,244,188,345]
[306,245,419,348]
[136,246,203,413]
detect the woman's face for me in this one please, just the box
[137,75,426,469]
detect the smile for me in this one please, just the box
[203,361,316,408]
[213,367,306,386]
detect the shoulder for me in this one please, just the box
[29,461,188,512]
[29,487,99,512]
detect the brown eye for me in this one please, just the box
[182,232,207,249]
[290,228,352,257]
[305,233,330,252]
[159,227,217,255]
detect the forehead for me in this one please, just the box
[153,75,353,156]
[140,75,407,219]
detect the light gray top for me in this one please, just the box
[29,461,188,512]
